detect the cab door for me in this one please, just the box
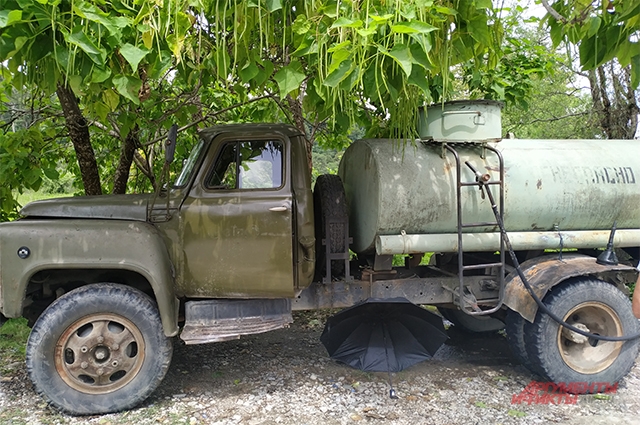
[180,135,294,298]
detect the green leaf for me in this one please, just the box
[468,15,490,46]
[103,89,120,111]
[74,1,128,36]
[330,18,363,29]
[291,15,312,35]
[631,54,640,89]
[357,27,378,37]
[68,75,83,95]
[0,10,22,28]
[387,44,413,77]
[370,14,394,23]
[254,60,274,86]
[66,30,102,55]
[391,21,438,34]
[112,75,142,105]
[409,42,433,70]
[579,35,597,69]
[266,0,282,12]
[408,66,429,94]
[491,82,505,99]
[293,35,318,56]
[328,48,351,73]
[587,16,601,38]
[239,61,259,83]
[324,59,353,88]
[274,62,306,98]
[66,30,106,66]
[328,40,351,53]
[92,101,110,122]
[43,167,59,180]
[119,43,149,72]
[475,0,492,8]
[435,6,457,15]
[91,67,111,83]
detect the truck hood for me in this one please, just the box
[20,194,150,221]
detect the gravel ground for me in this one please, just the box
[2,311,640,425]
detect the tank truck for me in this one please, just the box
[0,100,638,414]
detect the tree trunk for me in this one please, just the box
[286,94,313,173]
[56,84,102,195]
[587,63,639,140]
[113,125,139,194]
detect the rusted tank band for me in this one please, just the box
[376,229,640,255]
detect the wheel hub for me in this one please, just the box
[55,313,146,394]
[557,302,623,374]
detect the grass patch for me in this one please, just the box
[0,318,31,372]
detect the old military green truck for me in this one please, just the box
[2,107,640,414]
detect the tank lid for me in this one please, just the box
[418,100,503,143]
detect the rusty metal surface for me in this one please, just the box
[180,298,292,345]
[55,313,145,393]
[292,275,499,310]
[503,254,637,323]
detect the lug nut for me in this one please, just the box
[81,362,88,369]
[97,336,104,343]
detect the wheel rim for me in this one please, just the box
[557,302,623,374]
[55,313,146,394]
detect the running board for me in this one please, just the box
[180,299,292,345]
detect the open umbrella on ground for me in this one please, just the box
[320,297,448,375]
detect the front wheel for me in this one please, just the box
[524,278,639,392]
[26,283,173,414]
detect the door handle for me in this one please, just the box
[269,206,288,212]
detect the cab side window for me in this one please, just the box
[207,140,283,190]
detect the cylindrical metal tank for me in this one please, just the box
[338,139,640,254]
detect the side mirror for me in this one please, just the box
[165,124,178,164]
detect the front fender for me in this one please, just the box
[0,219,179,337]
[503,254,636,323]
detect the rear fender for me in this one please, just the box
[504,254,636,323]
[0,219,179,336]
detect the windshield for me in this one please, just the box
[173,139,205,187]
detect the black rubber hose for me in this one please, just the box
[491,202,640,342]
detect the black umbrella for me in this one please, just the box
[320,297,448,373]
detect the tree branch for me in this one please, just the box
[143,94,274,146]
[540,0,567,24]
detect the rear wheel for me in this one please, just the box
[314,174,348,279]
[524,278,639,392]
[26,283,173,414]
[505,309,543,374]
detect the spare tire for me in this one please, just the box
[314,174,348,279]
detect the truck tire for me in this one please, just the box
[314,174,348,279]
[523,278,640,392]
[438,307,505,333]
[26,283,173,414]
[505,309,541,374]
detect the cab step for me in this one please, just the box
[180,298,292,345]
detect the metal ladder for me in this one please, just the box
[444,143,506,316]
